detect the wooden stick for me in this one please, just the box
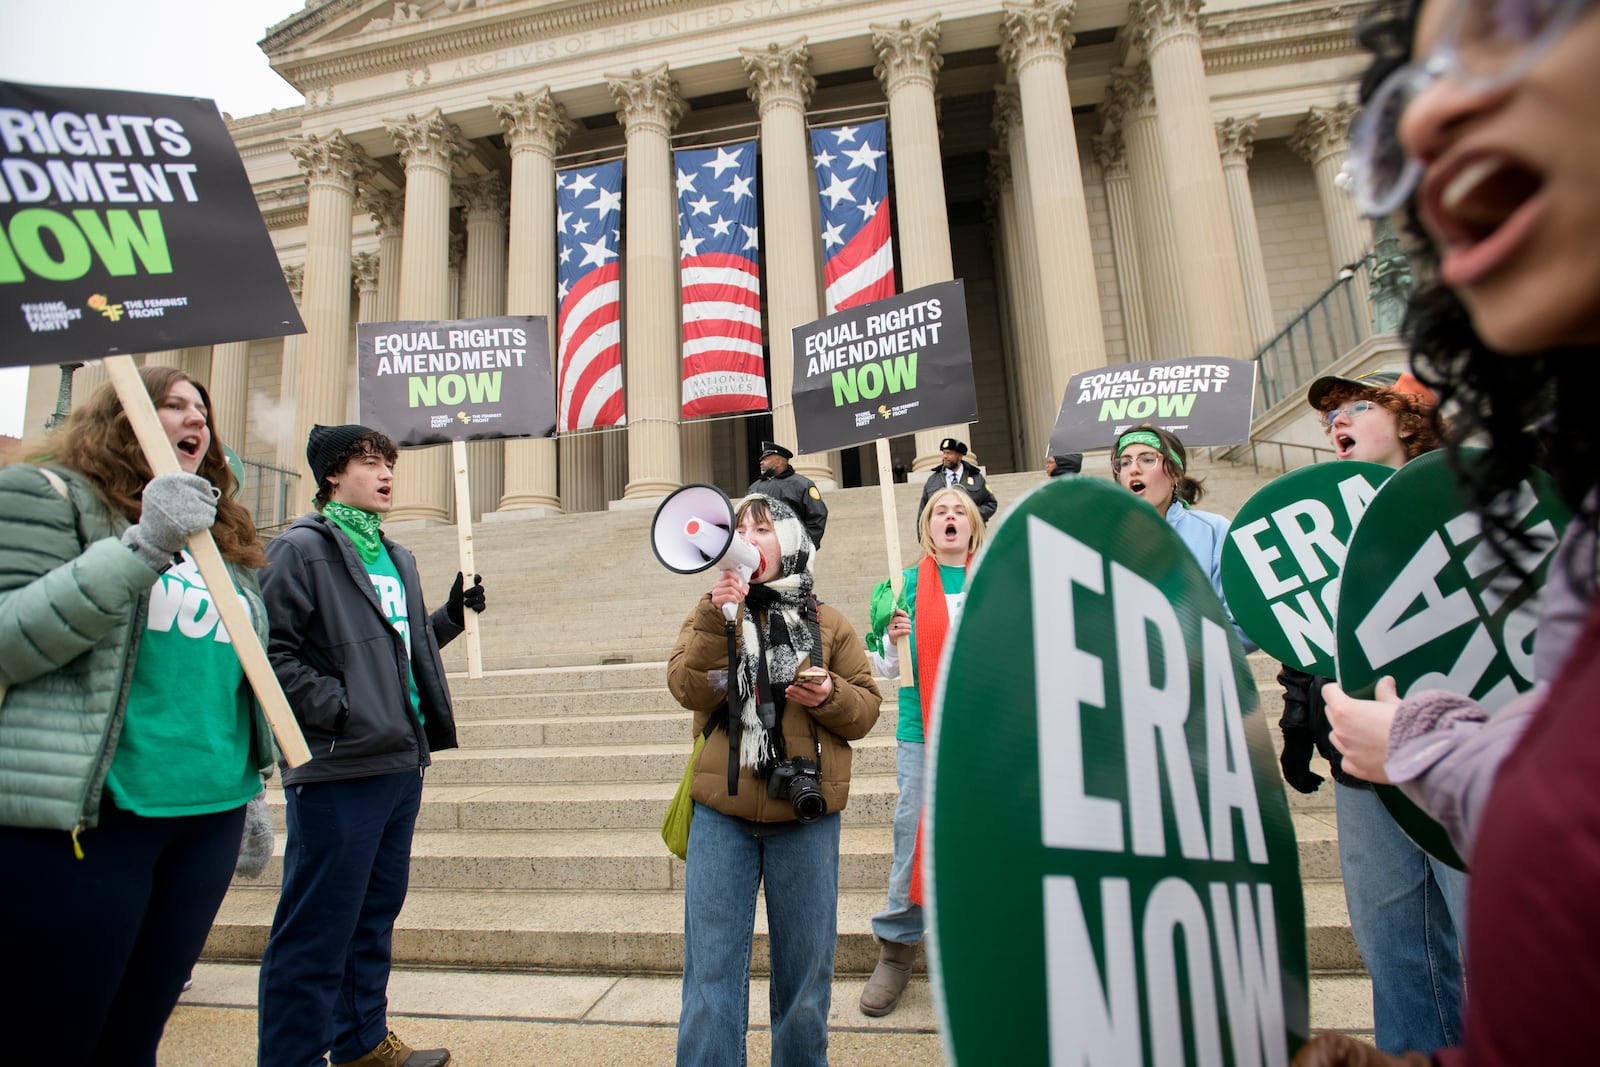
[450,439,483,678]
[103,355,312,767]
[875,438,913,688]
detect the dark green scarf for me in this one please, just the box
[322,501,383,564]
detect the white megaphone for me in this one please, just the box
[651,484,765,622]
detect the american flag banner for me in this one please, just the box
[674,141,767,418]
[809,120,895,313]
[556,160,625,430]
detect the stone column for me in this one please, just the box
[742,39,832,486]
[275,263,305,481]
[142,349,185,368]
[494,88,573,514]
[385,110,466,522]
[1291,104,1372,278]
[1216,115,1277,348]
[361,191,404,324]
[1132,0,1252,358]
[350,253,381,421]
[999,1,1109,424]
[448,224,466,319]
[457,172,510,521]
[607,64,686,502]
[986,149,1042,463]
[288,131,370,490]
[872,16,964,472]
[1090,128,1152,362]
[1104,63,1188,360]
[992,89,1056,462]
[209,340,251,453]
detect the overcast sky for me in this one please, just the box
[1,0,307,437]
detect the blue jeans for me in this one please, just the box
[677,803,841,1067]
[258,770,423,1067]
[1336,781,1467,1055]
[871,740,925,946]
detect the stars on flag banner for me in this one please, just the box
[674,141,767,418]
[809,119,895,313]
[556,160,624,430]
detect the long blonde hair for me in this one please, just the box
[918,487,986,559]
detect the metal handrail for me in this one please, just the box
[1204,438,1338,475]
[237,457,301,532]
[1252,255,1375,412]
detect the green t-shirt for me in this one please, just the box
[106,551,261,817]
[893,562,968,744]
[365,542,423,724]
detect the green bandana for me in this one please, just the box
[1114,429,1184,469]
[322,501,383,564]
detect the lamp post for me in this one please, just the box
[43,362,83,432]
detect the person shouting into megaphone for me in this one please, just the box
[667,493,880,1066]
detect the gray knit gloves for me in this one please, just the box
[121,471,218,570]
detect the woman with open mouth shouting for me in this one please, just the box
[859,486,987,1018]
[1293,0,1600,1061]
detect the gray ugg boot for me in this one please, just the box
[859,939,917,1017]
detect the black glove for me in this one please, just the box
[447,572,486,625]
[1279,724,1325,795]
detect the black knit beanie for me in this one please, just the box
[307,424,376,485]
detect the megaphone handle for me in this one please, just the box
[721,562,752,622]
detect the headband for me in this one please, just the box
[1115,429,1184,469]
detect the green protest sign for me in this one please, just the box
[1221,463,1393,676]
[1337,449,1569,868]
[930,477,1307,1065]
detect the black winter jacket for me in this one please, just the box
[746,467,828,548]
[262,513,462,786]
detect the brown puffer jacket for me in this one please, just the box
[668,593,880,822]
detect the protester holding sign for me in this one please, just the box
[858,487,988,1017]
[667,494,879,1066]
[1280,372,1466,1058]
[1293,0,1600,1060]
[257,424,485,1067]
[1111,424,1252,649]
[0,367,275,1066]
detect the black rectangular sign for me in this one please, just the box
[1048,357,1258,456]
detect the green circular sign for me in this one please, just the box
[1220,462,1394,677]
[929,477,1308,1065]
[1337,449,1570,870]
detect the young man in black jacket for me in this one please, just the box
[257,425,486,1067]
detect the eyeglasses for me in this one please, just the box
[1322,400,1374,428]
[1113,451,1164,474]
[1343,0,1589,217]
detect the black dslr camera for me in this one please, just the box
[766,757,827,822]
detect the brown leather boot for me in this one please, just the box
[331,1031,452,1067]
[859,939,917,1017]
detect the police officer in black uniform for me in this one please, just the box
[918,437,998,527]
[746,442,829,549]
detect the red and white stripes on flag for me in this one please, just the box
[810,120,895,313]
[555,160,625,430]
[674,141,767,418]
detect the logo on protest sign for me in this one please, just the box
[1335,450,1568,868]
[930,478,1307,1065]
[790,279,976,455]
[0,81,304,364]
[1048,358,1257,457]
[1221,463,1393,676]
[358,316,555,447]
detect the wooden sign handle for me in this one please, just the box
[103,355,311,767]
[875,439,913,689]
[450,440,483,679]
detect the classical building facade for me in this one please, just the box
[28,0,1375,521]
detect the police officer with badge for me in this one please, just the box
[747,441,829,549]
[919,438,997,529]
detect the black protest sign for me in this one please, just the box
[0,82,303,366]
[1049,358,1257,456]
[358,316,555,447]
[790,279,976,455]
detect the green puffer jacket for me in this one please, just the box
[0,464,275,836]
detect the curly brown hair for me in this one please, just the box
[33,366,267,568]
[1318,382,1442,462]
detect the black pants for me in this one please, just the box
[0,797,247,1066]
